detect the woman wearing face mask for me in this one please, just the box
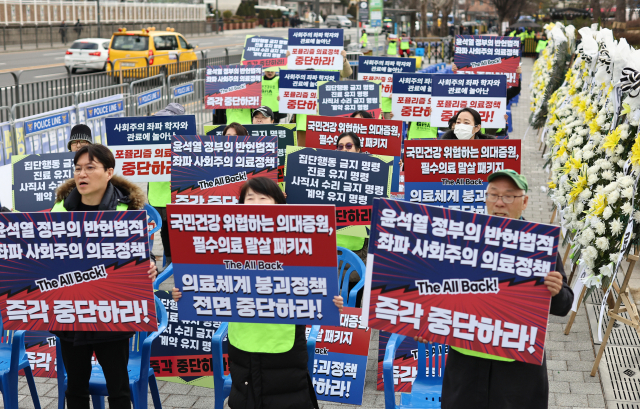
[441,108,496,140]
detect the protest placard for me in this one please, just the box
[454,35,521,87]
[24,332,58,377]
[318,80,381,118]
[307,307,371,404]
[391,73,432,122]
[171,134,278,205]
[166,204,341,326]
[105,115,197,183]
[204,65,263,110]
[241,35,288,68]
[357,56,416,98]
[0,211,157,333]
[305,115,402,157]
[204,124,296,183]
[287,28,344,70]
[151,290,223,385]
[403,140,520,213]
[284,146,393,237]
[12,152,74,212]
[430,73,507,128]
[279,70,341,115]
[362,199,560,365]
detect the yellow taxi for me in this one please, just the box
[107,27,198,73]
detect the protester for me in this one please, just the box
[172,177,344,409]
[262,67,281,123]
[224,122,249,136]
[67,124,93,152]
[350,110,373,119]
[360,29,368,49]
[386,35,399,56]
[52,144,158,409]
[252,106,275,124]
[415,169,573,409]
[60,21,68,45]
[335,131,361,153]
[399,32,411,57]
[441,108,495,140]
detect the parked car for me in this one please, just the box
[325,15,352,28]
[64,38,111,73]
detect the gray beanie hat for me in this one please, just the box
[68,124,92,151]
[154,102,186,116]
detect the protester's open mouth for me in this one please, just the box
[492,212,509,217]
[78,181,89,187]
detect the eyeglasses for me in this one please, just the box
[70,140,89,147]
[74,165,105,175]
[486,193,525,204]
[337,143,354,151]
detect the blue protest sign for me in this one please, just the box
[287,28,344,70]
[105,115,197,146]
[137,88,162,107]
[357,56,416,97]
[454,35,521,86]
[241,35,288,68]
[318,80,381,118]
[279,70,341,114]
[391,73,432,122]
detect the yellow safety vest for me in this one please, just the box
[360,33,368,47]
[337,234,365,251]
[262,76,280,113]
[227,108,252,125]
[408,122,438,139]
[387,41,398,56]
[400,38,410,50]
[229,322,296,353]
[148,182,171,208]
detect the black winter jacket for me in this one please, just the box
[228,324,319,409]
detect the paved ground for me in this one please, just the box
[3,55,616,409]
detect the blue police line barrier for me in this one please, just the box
[78,94,126,146]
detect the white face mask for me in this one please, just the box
[454,123,475,140]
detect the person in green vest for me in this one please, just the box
[415,170,573,409]
[227,108,253,125]
[508,29,516,37]
[386,34,399,56]
[536,34,548,55]
[172,176,344,409]
[262,67,281,123]
[399,31,411,57]
[360,29,368,49]
[252,106,275,124]
[52,144,158,409]
[408,121,438,139]
[67,124,93,152]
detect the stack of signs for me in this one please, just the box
[241,35,288,68]
[287,28,344,71]
[151,290,224,387]
[283,146,393,238]
[203,124,296,183]
[391,73,432,122]
[166,204,341,326]
[318,80,381,118]
[279,70,341,115]
[106,116,197,183]
[12,152,74,212]
[430,73,507,128]
[363,199,560,365]
[454,36,521,87]
[357,56,416,98]
[170,134,278,204]
[0,211,157,333]
[404,140,520,213]
[204,65,263,110]
[305,115,402,157]
[307,307,371,404]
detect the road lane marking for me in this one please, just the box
[35,73,66,78]
[0,63,64,74]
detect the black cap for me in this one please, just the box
[68,124,92,151]
[252,106,274,120]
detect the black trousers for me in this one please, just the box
[153,206,171,258]
[59,338,132,409]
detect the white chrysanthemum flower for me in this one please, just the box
[603,206,613,220]
[580,228,595,245]
[578,189,592,201]
[603,182,619,194]
[607,190,620,204]
[596,237,610,250]
[619,176,634,188]
[622,202,634,215]
[576,202,585,214]
[600,160,613,170]
[622,186,634,199]
[583,150,595,160]
[635,210,640,224]
[595,220,606,234]
[602,170,614,180]
[610,218,622,235]
[610,252,620,262]
[618,159,628,168]
[615,145,625,155]
[599,263,614,277]
[587,174,599,185]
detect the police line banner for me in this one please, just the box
[0,120,12,166]
[284,146,393,237]
[0,211,157,332]
[318,81,381,118]
[279,70,341,115]
[305,115,402,157]
[204,124,296,183]
[105,115,197,183]
[362,199,560,365]
[391,73,432,122]
[78,95,126,146]
[288,28,344,71]
[430,73,507,128]
[404,140,520,213]
[166,204,341,326]
[151,290,223,384]
[307,307,371,405]
[171,134,278,205]
[204,65,263,110]
[14,106,76,156]
[454,35,521,87]
[241,35,288,68]
[12,152,75,212]
[357,56,416,98]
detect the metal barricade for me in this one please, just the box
[76,92,127,146]
[130,75,166,117]
[0,106,13,166]
[167,69,209,133]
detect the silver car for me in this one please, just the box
[326,15,352,29]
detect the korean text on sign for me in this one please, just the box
[358,56,416,98]
[318,81,381,118]
[166,204,341,326]
[391,73,432,122]
[363,199,559,365]
[288,28,344,70]
[241,35,288,68]
[204,65,263,109]
[454,35,521,87]
[0,211,157,333]
[430,73,507,128]
[306,115,402,157]
[279,70,341,115]
[403,140,521,214]
[171,134,278,205]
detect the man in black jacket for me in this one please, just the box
[423,169,574,409]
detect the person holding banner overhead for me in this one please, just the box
[416,170,573,409]
[442,108,496,140]
[172,176,344,409]
[262,67,282,123]
[52,144,158,409]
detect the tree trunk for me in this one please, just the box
[421,0,428,38]
[591,0,601,23]
[615,0,626,22]
[410,0,418,37]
